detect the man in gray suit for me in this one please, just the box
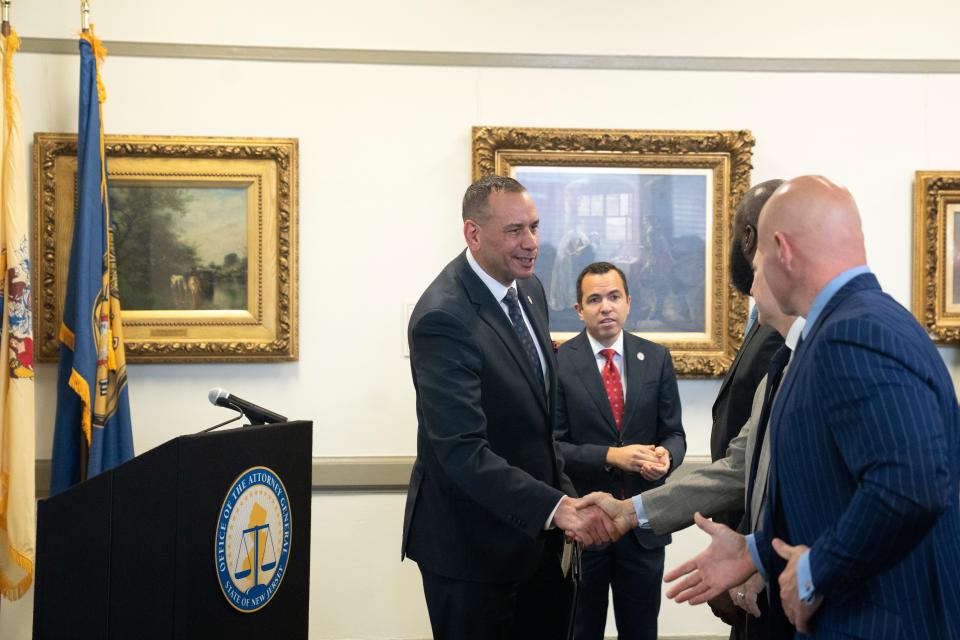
[579,265,803,640]
[705,180,785,633]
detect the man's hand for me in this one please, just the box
[729,571,765,618]
[772,538,822,634]
[606,444,660,473]
[577,492,638,536]
[553,496,618,547]
[663,513,757,604]
[640,446,671,481]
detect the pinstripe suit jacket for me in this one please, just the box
[754,274,960,639]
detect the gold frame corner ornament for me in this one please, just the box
[33,133,299,363]
[912,170,960,344]
[471,126,755,377]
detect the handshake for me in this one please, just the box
[553,492,638,547]
[552,443,670,547]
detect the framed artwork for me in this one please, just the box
[912,171,960,342]
[473,126,755,377]
[33,134,299,362]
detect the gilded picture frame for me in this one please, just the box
[33,134,299,363]
[912,171,960,343]
[472,126,754,377]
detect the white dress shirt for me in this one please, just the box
[585,330,627,399]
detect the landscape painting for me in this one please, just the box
[110,184,248,311]
[34,133,299,362]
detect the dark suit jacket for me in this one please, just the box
[555,330,686,549]
[755,273,960,639]
[709,321,783,529]
[401,252,576,583]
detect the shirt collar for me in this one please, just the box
[785,316,806,351]
[586,330,624,359]
[744,305,759,336]
[466,249,515,304]
[802,265,871,339]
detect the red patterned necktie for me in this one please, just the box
[600,348,624,430]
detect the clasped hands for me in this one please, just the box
[662,512,823,634]
[607,444,671,481]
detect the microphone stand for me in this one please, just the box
[201,407,245,433]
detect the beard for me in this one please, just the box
[729,238,753,296]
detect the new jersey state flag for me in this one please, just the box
[0,29,36,602]
[50,29,133,496]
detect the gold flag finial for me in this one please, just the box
[81,0,90,32]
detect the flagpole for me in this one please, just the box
[1,0,10,37]
[81,0,90,33]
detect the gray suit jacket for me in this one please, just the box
[643,370,777,537]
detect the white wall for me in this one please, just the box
[2,2,959,638]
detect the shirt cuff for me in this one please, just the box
[797,550,816,603]
[631,495,652,529]
[545,496,565,530]
[745,533,768,583]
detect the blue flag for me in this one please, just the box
[50,32,133,496]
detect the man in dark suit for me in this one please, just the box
[707,179,786,634]
[663,176,960,639]
[555,262,686,640]
[402,176,615,640]
[710,179,786,512]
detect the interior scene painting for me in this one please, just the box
[516,166,711,335]
[950,203,960,311]
[109,185,249,312]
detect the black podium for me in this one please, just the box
[33,421,312,639]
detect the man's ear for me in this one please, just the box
[741,224,757,257]
[773,231,793,271]
[464,219,480,250]
[574,303,585,322]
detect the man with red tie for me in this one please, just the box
[555,262,686,639]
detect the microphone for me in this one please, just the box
[208,388,288,425]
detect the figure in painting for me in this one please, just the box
[550,222,590,311]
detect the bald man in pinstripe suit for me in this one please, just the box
[661,176,960,639]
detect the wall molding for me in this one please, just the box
[35,454,712,498]
[19,37,960,74]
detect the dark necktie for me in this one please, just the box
[502,288,544,382]
[744,344,792,531]
[600,348,624,431]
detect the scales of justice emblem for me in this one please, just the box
[215,466,292,612]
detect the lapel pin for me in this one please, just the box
[637,352,645,361]
[526,295,533,305]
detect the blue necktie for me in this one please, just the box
[503,288,544,382]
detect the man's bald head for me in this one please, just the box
[729,179,784,295]
[755,175,867,316]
